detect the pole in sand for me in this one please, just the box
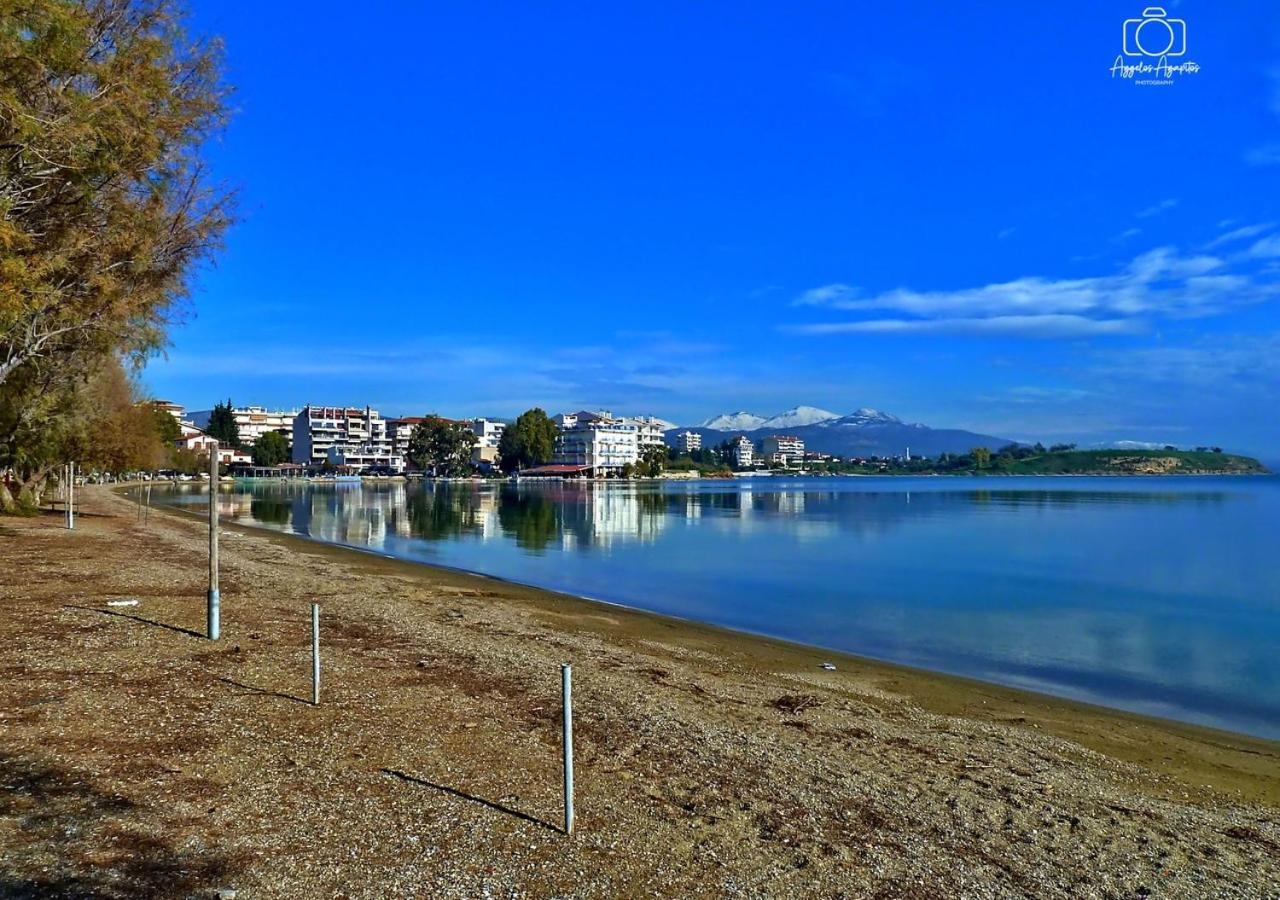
[562,663,574,834]
[311,603,321,705]
[66,461,74,529]
[207,441,220,640]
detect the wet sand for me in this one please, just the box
[1,486,1277,897]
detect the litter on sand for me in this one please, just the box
[106,599,140,608]
[820,662,837,671]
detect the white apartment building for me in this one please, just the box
[292,405,404,472]
[386,417,426,458]
[624,415,667,451]
[762,434,805,467]
[554,412,640,475]
[471,417,506,449]
[190,405,298,447]
[731,435,755,469]
[677,430,702,453]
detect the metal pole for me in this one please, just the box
[67,461,74,529]
[561,663,574,835]
[311,603,321,705]
[208,442,220,640]
[144,480,152,526]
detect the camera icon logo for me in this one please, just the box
[1123,7,1186,57]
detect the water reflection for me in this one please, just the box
[192,480,1235,550]
[161,476,1278,738]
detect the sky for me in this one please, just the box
[146,2,1280,455]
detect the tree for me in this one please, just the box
[0,355,165,509]
[408,416,477,477]
[251,430,289,466]
[636,445,666,478]
[205,399,240,448]
[149,404,182,446]
[498,408,558,473]
[971,446,991,469]
[1,0,234,387]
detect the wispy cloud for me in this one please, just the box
[791,315,1140,338]
[785,243,1280,339]
[1135,198,1178,218]
[1204,222,1274,250]
[1244,144,1280,166]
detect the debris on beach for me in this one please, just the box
[820,662,836,671]
[106,599,140,607]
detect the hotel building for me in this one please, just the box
[677,430,702,453]
[731,435,755,469]
[554,411,640,475]
[292,405,404,472]
[189,405,298,448]
[762,434,805,467]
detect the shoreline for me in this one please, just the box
[159,489,1280,804]
[157,482,1279,747]
[4,486,1278,896]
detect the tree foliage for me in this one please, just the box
[0,0,234,386]
[251,429,288,466]
[497,408,557,473]
[636,444,666,478]
[408,416,477,477]
[205,398,239,447]
[0,354,164,509]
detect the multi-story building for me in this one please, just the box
[470,417,506,449]
[292,405,404,472]
[554,412,640,475]
[153,400,187,423]
[189,405,297,447]
[386,417,427,459]
[624,416,668,451]
[731,435,755,469]
[677,430,702,453]
[762,434,805,467]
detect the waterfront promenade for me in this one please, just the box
[1,487,1277,897]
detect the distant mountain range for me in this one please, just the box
[675,406,1013,458]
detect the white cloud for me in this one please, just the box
[1244,144,1280,166]
[1204,222,1274,249]
[1135,198,1178,218]
[1248,234,1280,258]
[786,244,1280,340]
[788,315,1141,338]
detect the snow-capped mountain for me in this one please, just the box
[699,411,767,431]
[676,405,1014,458]
[757,406,840,430]
[811,408,904,428]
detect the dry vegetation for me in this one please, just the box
[1,487,1277,898]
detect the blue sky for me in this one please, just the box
[147,2,1280,454]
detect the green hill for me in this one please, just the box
[1004,449,1267,475]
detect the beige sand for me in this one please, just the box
[1,486,1276,898]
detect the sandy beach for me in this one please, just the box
[1,485,1277,898]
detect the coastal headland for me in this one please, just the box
[2,486,1277,897]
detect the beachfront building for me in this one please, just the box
[762,434,805,467]
[153,400,187,423]
[624,415,668,451]
[554,411,640,475]
[677,430,702,453]
[174,430,251,465]
[189,405,298,448]
[731,435,755,469]
[292,405,404,472]
[471,417,506,449]
[386,417,427,459]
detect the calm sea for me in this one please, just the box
[159,476,1280,739]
